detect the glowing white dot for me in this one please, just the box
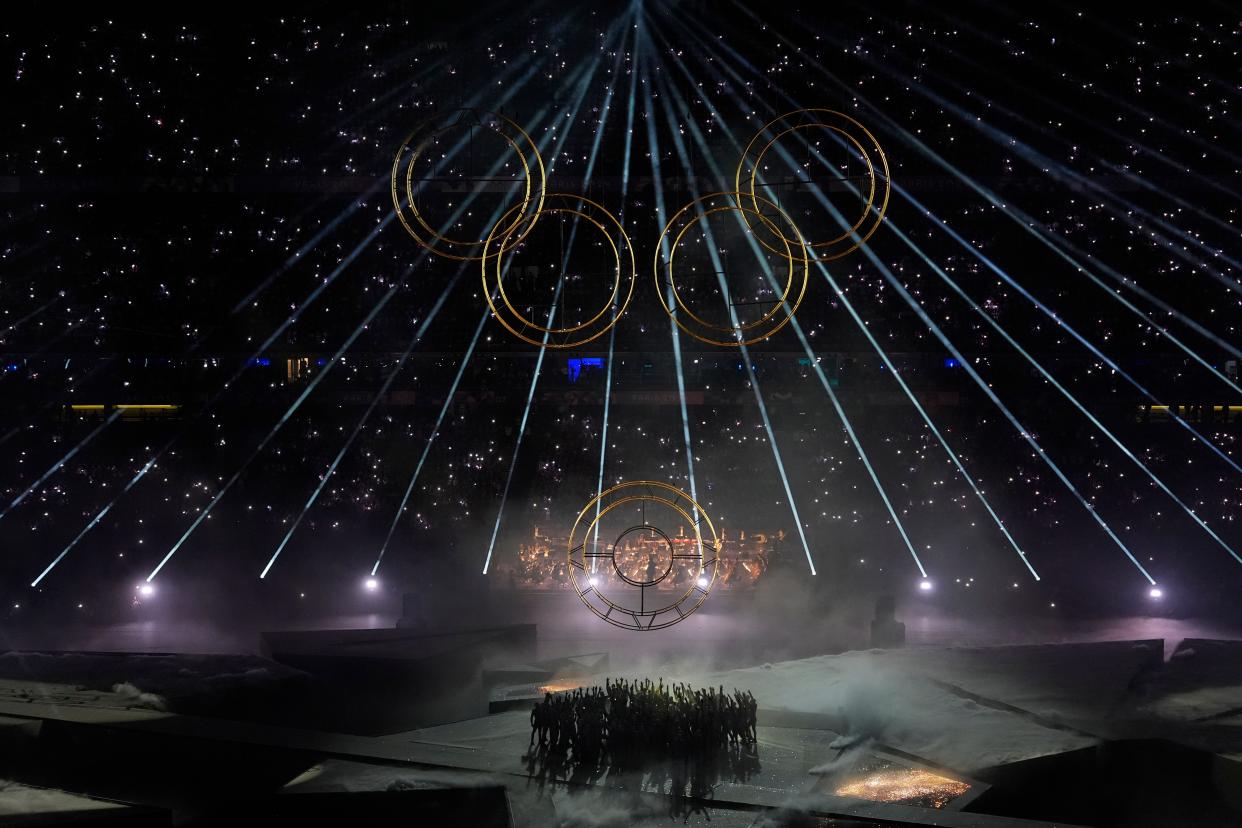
[918,579,933,592]
[1149,587,1163,599]
[364,577,379,591]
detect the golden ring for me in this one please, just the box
[482,193,635,349]
[391,108,545,262]
[734,108,889,263]
[567,481,722,631]
[654,191,809,347]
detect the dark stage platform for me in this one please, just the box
[3,636,1241,825]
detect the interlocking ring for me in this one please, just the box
[735,108,889,263]
[654,191,809,347]
[482,193,635,349]
[568,481,722,631]
[391,108,545,262]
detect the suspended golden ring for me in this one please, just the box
[482,193,635,349]
[567,480,721,631]
[391,108,545,262]
[734,108,889,263]
[654,191,809,348]
[667,203,796,334]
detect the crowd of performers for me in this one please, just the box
[524,678,760,814]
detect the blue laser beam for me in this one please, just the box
[482,280,564,575]
[649,65,818,576]
[724,4,1242,398]
[481,20,629,575]
[677,5,1242,479]
[875,271,1156,582]
[259,264,467,579]
[639,28,702,530]
[373,27,621,579]
[371,309,490,577]
[647,11,934,577]
[146,257,425,582]
[149,68,568,583]
[0,409,123,521]
[696,11,1152,581]
[0,292,64,339]
[650,26,1027,577]
[591,7,639,560]
[31,33,560,587]
[886,217,1242,565]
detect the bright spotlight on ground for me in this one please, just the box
[1149,586,1163,599]
[697,576,709,589]
[918,579,933,592]
[364,577,379,592]
[588,576,599,587]
[137,583,154,597]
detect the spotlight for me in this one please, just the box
[588,576,599,587]
[364,577,379,592]
[1149,586,1163,599]
[137,583,154,597]
[697,576,709,589]
[918,579,933,592]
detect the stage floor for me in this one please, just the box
[4,636,1242,825]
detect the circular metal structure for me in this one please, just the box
[734,108,890,263]
[567,481,722,631]
[482,192,635,349]
[391,108,546,262]
[654,191,809,347]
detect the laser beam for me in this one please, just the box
[259,262,467,579]
[650,65,818,576]
[678,5,1242,478]
[482,17,630,574]
[646,12,936,577]
[31,29,563,586]
[639,28,703,532]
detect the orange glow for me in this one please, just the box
[835,768,969,808]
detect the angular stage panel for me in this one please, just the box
[0,651,306,718]
[484,651,609,712]
[971,738,1242,827]
[891,639,1164,725]
[482,650,608,688]
[0,678,1081,827]
[260,623,536,665]
[1136,638,1242,722]
[638,648,1107,772]
[259,623,537,733]
[0,781,168,827]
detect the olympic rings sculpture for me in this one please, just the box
[393,107,887,349]
[567,481,721,631]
